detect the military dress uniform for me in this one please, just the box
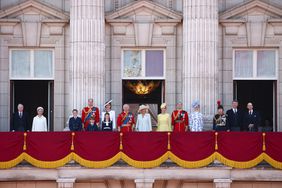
[117,112,135,133]
[213,114,229,131]
[81,106,100,129]
[171,110,189,132]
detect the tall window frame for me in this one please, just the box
[9,48,55,80]
[233,49,278,80]
[121,48,166,80]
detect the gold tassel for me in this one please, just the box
[71,132,75,151]
[23,132,27,151]
[215,132,218,150]
[262,132,266,152]
[167,132,171,150]
[119,133,123,150]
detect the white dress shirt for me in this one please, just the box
[136,113,152,132]
[32,115,47,132]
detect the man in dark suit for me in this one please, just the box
[69,109,83,131]
[226,100,243,131]
[243,102,261,132]
[10,104,30,132]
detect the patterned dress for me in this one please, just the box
[189,111,204,132]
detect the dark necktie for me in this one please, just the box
[19,112,22,118]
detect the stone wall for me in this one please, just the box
[1,165,282,188]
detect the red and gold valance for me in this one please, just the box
[0,132,282,169]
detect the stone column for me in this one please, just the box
[70,0,105,110]
[134,179,155,188]
[56,178,76,188]
[213,179,232,188]
[183,0,218,118]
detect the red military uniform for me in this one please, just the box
[117,111,135,133]
[81,106,100,129]
[171,110,189,132]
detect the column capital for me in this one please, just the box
[56,178,76,188]
[213,179,232,188]
[134,179,155,188]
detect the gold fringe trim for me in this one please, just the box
[167,132,171,150]
[23,132,27,151]
[119,133,123,150]
[215,132,218,150]
[23,153,73,169]
[121,152,169,168]
[73,152,121,168]
[262,133,266,151]
[0,153,25,169]
[71,132,75,151]
[263,153,282,169]
[169,151,216,168]
[215,152,264,169]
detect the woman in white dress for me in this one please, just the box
[189,100,204,132]
[101,100,116,131]
[135,105,152,132]
[32,107,47,132]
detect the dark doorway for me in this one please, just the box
[10,80,54,131]
[235,80,276,131]
[122,80,164,111]
[122,80,164,127]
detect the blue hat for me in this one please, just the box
[192,100,200,108]
[176,101,183,105]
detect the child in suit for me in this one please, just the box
[86,117,99,131]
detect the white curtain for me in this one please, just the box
[34,50,53,78]
[11,50,30,78]
[234,50,253,78]
[257,50,276,78]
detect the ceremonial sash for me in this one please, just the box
[121,112,132,126]
[84,107,96,123]
[173,110,181,121]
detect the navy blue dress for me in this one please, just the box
[101,121,113,131]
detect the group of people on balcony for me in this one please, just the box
[68,99,204,133]
[10,98,265,132]
[213,100,264,132]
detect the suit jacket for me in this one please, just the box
[226,109,243,131]
[242,110,261,132]
[10,111,30,131]
[69,117,82,131]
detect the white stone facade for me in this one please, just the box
[0,0,282,131]
[1,165,282,187]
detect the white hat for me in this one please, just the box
[160,103,167,109]
[104,99,112,107]
[138,104,149,112]
[37,106,44,111]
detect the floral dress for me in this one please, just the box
[189,111,204,131]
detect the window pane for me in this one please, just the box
[234,51,253,78]
[257,50,276,78]
[11,50,30,78]
[123,50,142,77]
[145,50,164,77]
[34,50,53,78]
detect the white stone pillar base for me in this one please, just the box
[135,179,155,188]
[56,178,76,188]
[213,179,232,188]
